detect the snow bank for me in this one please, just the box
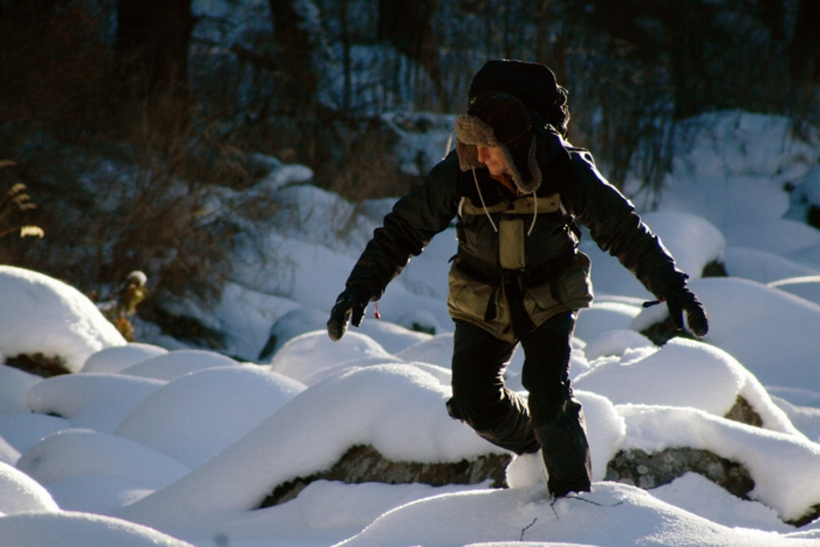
[334,481,817,547]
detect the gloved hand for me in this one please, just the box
[327,285,372,341]
[664,284,709,337]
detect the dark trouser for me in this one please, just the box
[446,312,592,497]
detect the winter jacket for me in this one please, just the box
[345,123,686,342]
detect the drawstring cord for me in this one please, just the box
[469,168,539,237]
[527,193,538,236]
[472,168,498,232]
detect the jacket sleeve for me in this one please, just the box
[563,150,687,299]
[345,153,461,299]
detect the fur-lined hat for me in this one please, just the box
[454,93,542,194]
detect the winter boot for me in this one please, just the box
[533,396,592,498]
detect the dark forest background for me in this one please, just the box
[1,0,818,342]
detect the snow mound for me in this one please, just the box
[115,365,305,467]
[119,349,240,381]
[81,343,168,374]
[26,373,165,434]
[618,405,820,522]
[725,246,820,284]
[576,338,744,418]
[17,429,189,489]
[640,211,726,277]
[634,277,820,391]
[784,163,820,224]
[0,511,196,547]
[0,364,41,414]
[270,330,395,385]
[0,266,126,372]
[118,364,494,536]
[334,481,815,547]
[768,276,820,308]
[0,461,59,514]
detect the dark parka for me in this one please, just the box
[344,120,687,341]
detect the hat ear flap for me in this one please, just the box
[454,113,496,172]
[455,139,480,172]
[523,136,542,193]
[504,135,542,194]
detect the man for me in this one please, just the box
[327,59,708,498]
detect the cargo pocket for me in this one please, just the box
[554,251,594,310]
[525,279,559,313]
[447,261,496,322]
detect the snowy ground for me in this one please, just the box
[2,110,820,546]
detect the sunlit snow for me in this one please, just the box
[2,107,820,546]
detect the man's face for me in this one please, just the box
[476,145,508,177]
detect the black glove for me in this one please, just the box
[327,285,372,341]
[664,284,709,337]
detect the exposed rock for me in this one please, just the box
[255,396,809,523]
[639,316,683,346]
[605,447,755,498]
[258,444,511,508]
[701,259,728,278]
[603,398,765,512]
[606,446,820,527]
[258,396,764,509]
[790,503,820,528]
[809,205,820,231]
[142,306,226,351]
[724,395,763,428]
[4,353,70,378]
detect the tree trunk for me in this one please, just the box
[269,0,321,111]
[535,0,550,64]
[758,0,785,42]
[378,0,445,110]
[115,0,194,99]
[790,0,820,86]
[339,0,352,112]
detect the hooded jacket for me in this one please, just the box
[344,121,686,341]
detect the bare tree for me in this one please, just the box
[269,0,322,111]
[378,0,446,110]
[115,0,194,99]
[790,0,820,87]
[758,0,785,42]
